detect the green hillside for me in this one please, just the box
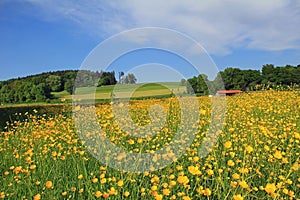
[53,82,186,101]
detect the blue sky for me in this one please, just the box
[0,0,299,82]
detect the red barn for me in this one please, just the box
[216,90,243,96]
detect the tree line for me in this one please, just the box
[187,64,300,95]
[0,70,138,104]
[0,70,109,104]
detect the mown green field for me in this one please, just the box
[0,91,299,199]
[53,82,186,100]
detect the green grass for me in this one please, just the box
[54,82,186,100]
[52,90,70,98]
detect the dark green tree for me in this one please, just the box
[186,76,197,94]
[98,71,117,86]
[64,79,74,94]
[186,74,209,95]
[262,64,275,83]
[241,70,261,90]
[46,75,62,92]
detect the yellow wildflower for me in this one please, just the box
[188,166,201,175]
[203,188,211,196]
[45,181,53,189]
[95,191,102,198]
[123,191,130,197]
[265,183,276,195]
[233,194,244,200]
[224,141,232,149]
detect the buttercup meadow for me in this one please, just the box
[0,90,299,199]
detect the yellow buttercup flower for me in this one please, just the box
[77,174,83,180]
[151,185,158,191]
[95,191,102,198]
[100,178,107,184]
[274,151,282,159]
[102,192,109,198]
[45,181,53,189]
[188,166,201,175]
[33,194,41,200]
[182,196,191,200]
[117,180,124,187]
[92,178,98,183]
[177,175,189,185]
[264,183,276,195]
[239,180,249,189]
[227,160,235,167]
[231,181,238,187]
[169,180,176,187]
[245,145,253,153]
[233,194,244,200]
[203,188,211,196]
[0,192,5,199]
[108,187,117,195]
[224,141,232,149]
[200,109,206,115]
[206,169,214,176]
[232,173,240,179]
[29,165,36,170]
[127,139,135,145]
[123,191,130,197]
[162,188,171,196]
[71,187,76,192]
[154,194,163,200]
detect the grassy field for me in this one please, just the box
[53,82,186,100]
[0,91,299,199]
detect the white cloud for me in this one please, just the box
[24,0,300,55]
